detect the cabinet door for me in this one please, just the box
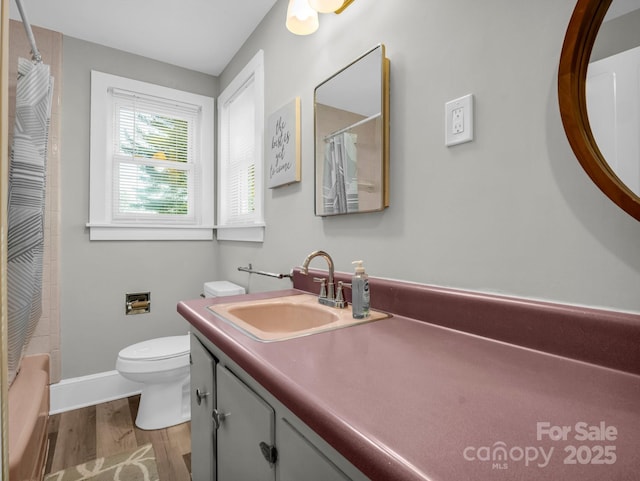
[278,418,351,481]
[216,365,276,481]
[190,334,217,481]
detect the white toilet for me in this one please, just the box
[116,281,245,430]
[116,335,191,430]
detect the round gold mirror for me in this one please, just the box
[559,0,640,221]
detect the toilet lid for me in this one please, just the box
[119,335,189,361]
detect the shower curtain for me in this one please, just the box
[7,58,54,385]
[322,132,358,214]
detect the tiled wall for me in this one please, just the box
[9,20,62,383]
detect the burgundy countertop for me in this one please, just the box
[178,284,640,481]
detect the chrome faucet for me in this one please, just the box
[300,250,346,308]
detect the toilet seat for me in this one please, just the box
[116,335,190,375]
[118,335,189,361]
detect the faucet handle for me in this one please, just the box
[336,281,344,302]
[335,281,347,306]
[313,277,327,298]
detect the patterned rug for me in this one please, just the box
[44,444,159,481]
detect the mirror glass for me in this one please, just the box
[314,44,389,216]
[559,0,640,221]
[587,0,640,197]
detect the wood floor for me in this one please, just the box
[45,395,192,480]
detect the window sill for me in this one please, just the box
[87,224,214,241]
[215,225,265,242]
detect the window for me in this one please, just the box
[89,71,214,240]
[217,50,265,242]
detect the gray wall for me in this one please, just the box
[61,38,219,377]
[218,0,640,312]
[60,0,640,379]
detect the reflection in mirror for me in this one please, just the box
[559,0,640,221]
[314,44,389,216]
[587,0,640,196]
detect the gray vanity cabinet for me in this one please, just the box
[190,333,276,481]
[190,333,217,481]
[216,364,276,481]
[278,418,350,481]
[189,331,367,481]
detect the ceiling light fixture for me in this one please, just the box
[286,0,357,35]
[308,0,344,13]
[286,0,319,35]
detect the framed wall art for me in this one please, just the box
[267,97,301,188]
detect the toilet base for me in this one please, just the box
[135,377,191,430]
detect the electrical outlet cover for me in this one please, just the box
[445,94,474,147]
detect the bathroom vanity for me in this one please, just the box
[178,269,640,481]
[190,330,365,481]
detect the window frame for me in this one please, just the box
[88,71,214,241]
[216,50,265,242]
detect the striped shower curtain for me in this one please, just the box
[322,132,358,214]
[7,58,54,385]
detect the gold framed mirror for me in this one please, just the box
[314,44,389,216]
[558,0,640,221]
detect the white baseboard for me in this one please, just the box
[50,370,142,414]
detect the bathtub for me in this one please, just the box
[8,354,50,481]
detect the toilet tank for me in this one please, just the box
[204,281,245,298]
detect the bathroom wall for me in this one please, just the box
[57,0,640,379]
[217,0,640,313]
[60,38,219,378]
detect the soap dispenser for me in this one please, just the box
[351,260,370,319]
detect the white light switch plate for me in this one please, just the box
[445,94,474,147]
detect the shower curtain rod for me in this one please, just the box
[14,0,42,63]
[324,112,381,141]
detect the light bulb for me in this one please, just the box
[286,0,319,35]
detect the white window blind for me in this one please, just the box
[111,89,199,223]
[221,78,256,224]
[217,50,264,242]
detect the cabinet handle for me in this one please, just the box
[195,388,209,405]
[212,409,229,429]
[259,442,278,466]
